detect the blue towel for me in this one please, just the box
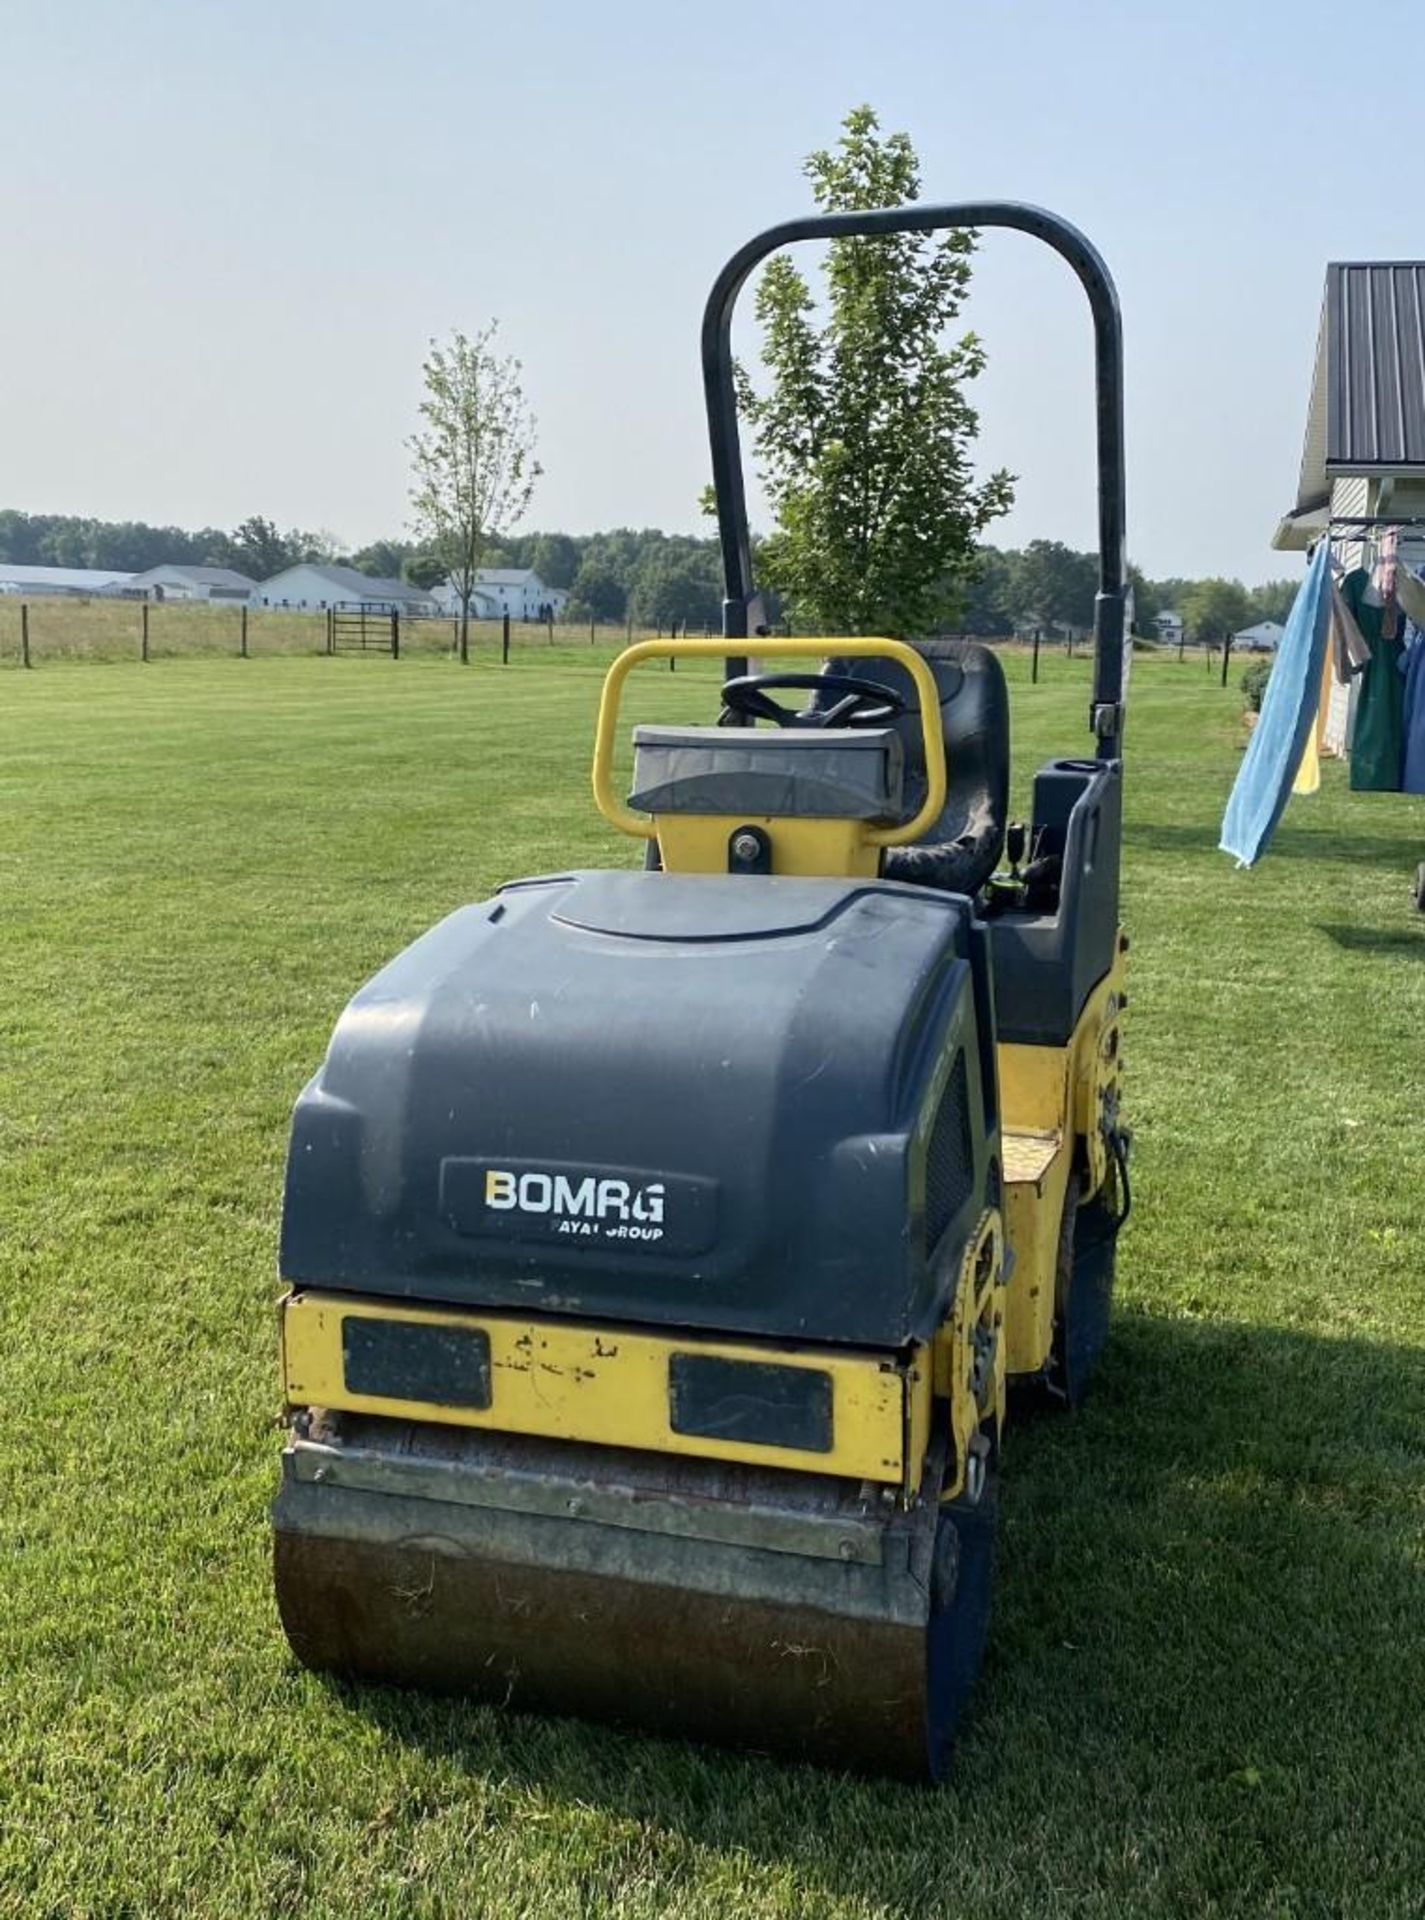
[1219,540,1333,867]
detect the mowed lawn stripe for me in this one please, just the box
[1,653,1422,1919]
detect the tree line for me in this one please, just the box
[0,507,1297,641]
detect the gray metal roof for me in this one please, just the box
[1326,263,1425,470]
[273,563,435,603]
[129,563,257,589]
[476,567,539,585]
[1293,262,1425,514]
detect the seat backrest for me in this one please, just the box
[819,640,1010,895]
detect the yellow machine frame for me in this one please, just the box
[281,634,1125,1512]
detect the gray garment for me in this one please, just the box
[1330,576,1373,676]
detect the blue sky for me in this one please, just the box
[2,0,1417,583]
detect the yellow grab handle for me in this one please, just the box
[592,636,948,847]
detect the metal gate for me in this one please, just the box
[329,608,400,657]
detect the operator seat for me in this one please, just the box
[818,640,1010,896]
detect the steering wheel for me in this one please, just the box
[719,670,907,730]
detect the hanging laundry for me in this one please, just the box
[1340,568,1405,791]
[1322,573,1370,758]
[1220,541,1334,866]
[1399,566,1425,795]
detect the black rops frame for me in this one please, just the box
[700,201,1128,760]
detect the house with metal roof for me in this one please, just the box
[434,567,568,621]
[126,564,257,603]
[254,563,437,613]
[1273,261,1425,557]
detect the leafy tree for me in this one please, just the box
[409,324,540,662]
[529,532,578,590]
[1183,577,1252,645]
[1248,579,1297,626]
[1012,539,1098,636]
[1127,563,1160,635]
[631,545,722,630]
[955,545,1019,635]
[230,515,298,578]
[736,105,1012,636]
[402,549,448,591]
[567,552,626,622]
[349,538,415,580]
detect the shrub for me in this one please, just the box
[1240,659,1273,712]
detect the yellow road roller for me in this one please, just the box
[272,200,1132,1780]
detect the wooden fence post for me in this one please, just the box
[589,614,595,647]
[20,602,30,668]
[502,611,510,665]
[1031,627,1041,684]
[140,601,149,662]
[546,611,554,646]
[240,605,249,658]
[1220,636,1232,688]
[391,610,400,659]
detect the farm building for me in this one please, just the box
[126,564,257,603]
[0,563,134,597]
[1232,620,1285,651]
[438,567,568,621]
[1153,609,1185,645]
[254,564,437,613]
[1272,260,1425,571]
[430,580,501,620]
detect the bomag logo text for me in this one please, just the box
[483,1169,666,1240]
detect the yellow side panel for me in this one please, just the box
[655,812,880,877]
[283,1292,926,1488]
[1002,1140,1072,1376]
[997,937,1127,1379]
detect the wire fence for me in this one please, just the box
[0,595,1218,676]
[0,597,738,669]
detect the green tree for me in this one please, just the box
[1012,540,1098,636]
[736,105,1013,636]
[955,545,1019,635]
[409,324,540,662]
[1183,577,1252,645]
[230,516,299,578]
[402,549,448,591]
[1248,579,1297,626]
[1127,563,1160,635]
[349,538,415,580]
[631,545,722,630]
[567,553,626,622]
[529,532,579,590]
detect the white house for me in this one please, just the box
[430,579,501,619]
[0,563,134,597]
[255,563,437,613]
[1154,609,1184,645]
[441,567,569,621]
[126,564,257,603]
[1232,620,1285,652]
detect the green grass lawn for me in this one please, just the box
[1,649,1422,1920]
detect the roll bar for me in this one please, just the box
[700,201,1127,758]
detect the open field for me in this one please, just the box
[1,650,1423,1919]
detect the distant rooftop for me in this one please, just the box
[266,562,434,602]
[0,563,133,591]
[129,563,257,589]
